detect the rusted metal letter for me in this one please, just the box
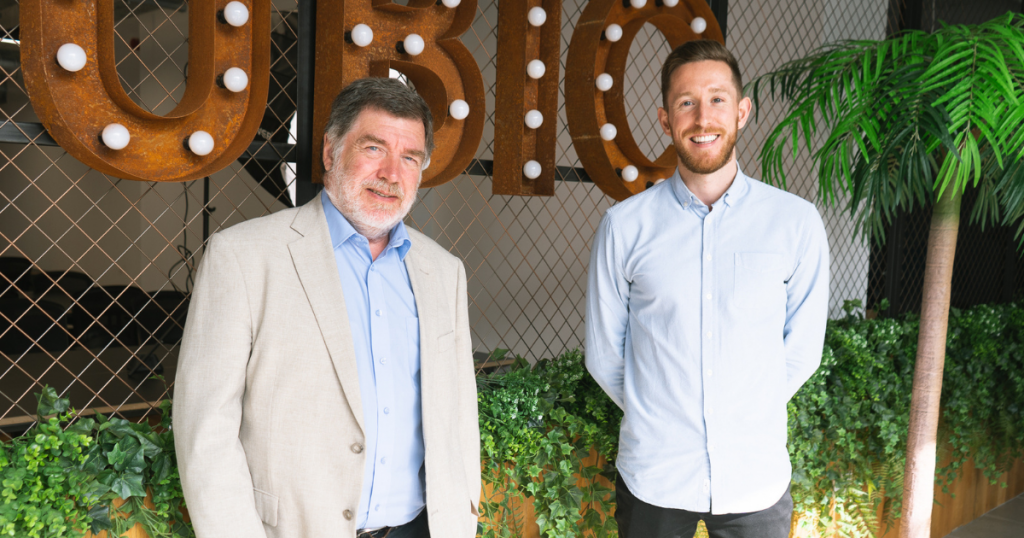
[312,0,485,188]
[566,0,722,201]
[21,0,271,182]
[492,0,562,196]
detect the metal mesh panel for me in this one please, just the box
[3,0,1022,431]
[0,0,299,430]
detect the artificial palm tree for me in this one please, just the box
[747,12,1024,538]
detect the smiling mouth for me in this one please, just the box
[690,134,720,144]
[367,187,399,200]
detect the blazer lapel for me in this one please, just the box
[288,195,365,434]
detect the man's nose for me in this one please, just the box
[377,153,401,182]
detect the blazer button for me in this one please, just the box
[351,443,364,454]
[343,509,353,520]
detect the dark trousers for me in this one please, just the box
[357,509,430,538]
[615,477,793,538]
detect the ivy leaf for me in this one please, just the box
[135,431,163,459]
[107,443,128,472]
[88,504,113,534]
[125,446,147,475]
[35,387,70,417]
[151,454,173,484]
[111,472,147,499]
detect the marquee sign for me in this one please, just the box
[21,0,271,182]
[20,0,719,200]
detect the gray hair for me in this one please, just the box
[323,77,435,160]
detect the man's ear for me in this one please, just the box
[658,107,672,137]
[322,134,335,172]
[737,96,753,130]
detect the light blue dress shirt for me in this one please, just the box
[586,166,829,515]
[322,190,425,528]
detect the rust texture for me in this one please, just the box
[20,0,271,182]
[565,0,722,201]
[312,0,485,188]
[492,0,562,196]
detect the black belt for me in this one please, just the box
[356,528,393,538]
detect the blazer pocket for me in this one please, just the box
[438,331,456,355]
[253,488,279,527]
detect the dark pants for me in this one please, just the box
[357,509,430,538]
[615,477,793,538]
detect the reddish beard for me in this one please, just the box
[674,125,737,175]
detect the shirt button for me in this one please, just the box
[375,309,382,316]
[374,504,380,512]
[707,407,714,415]
[706,331,712,339]
[705,293,712,300]
[704,480,711,491]
[383,407,390,415]
[351,443,364,454]
[380,457,387,464]
[380,357,388,364]
[705,254,712,261]
[706,369,713,377]
[708,444,716,453]
[343,509,353,520]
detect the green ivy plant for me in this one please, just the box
[2,302,1023,538]
[0,387,191,538]
[477,349,620,538]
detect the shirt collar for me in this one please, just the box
[321,189,412,260]
[669,161,751,209]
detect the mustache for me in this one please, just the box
[362,178,404,199]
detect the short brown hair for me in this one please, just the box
[661,40,743,108]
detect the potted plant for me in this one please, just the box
[748,12,1024,538]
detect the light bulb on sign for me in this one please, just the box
[654,178,666,185]
[663,0,679,6]
[691,17,707,34]
[524,110,543,129]
[442,0,461,6]
[222,1,250,27]
[187,131,215,156]
[402,34,425,56]
[528,7,547,27]
[595,73,613,92]
[621,165,639,182]
[604,24,623,42]
[523,160,542,179]
[101,123,130,150]
[449,99,470,120]
[349,24,373,47]
[630,0,647,8]
[221,67,248,92]
[527,60,546,79]
[599,123,617,141]
[56,44,87,72]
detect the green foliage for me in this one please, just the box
[789,301,1024,537]
[4,304,1023,538]
[477,349,620,538]
[748,13,1024,247]
[0,389,191,538]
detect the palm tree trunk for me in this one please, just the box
[899,188,962,538]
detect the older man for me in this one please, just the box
[174,78,480,538]
[586,40,829,538]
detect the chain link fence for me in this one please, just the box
[2,0,1022,432]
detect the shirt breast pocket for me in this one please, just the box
[734,252,786,306]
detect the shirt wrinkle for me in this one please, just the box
[586,165,829,515]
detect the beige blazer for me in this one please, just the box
[173,194,480,538]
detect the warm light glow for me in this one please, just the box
[525,110,544,129]
[691,17,707,34]
[187,131,215,156]
[595,73,613,92]
[604,24,623,42]
[600,123,617,141]
[350,24,373,47]
[222,1,250,27]
[221,67,249,92]
[528,7,547,27]
[622,165,639,182]
[527,60,546,79]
